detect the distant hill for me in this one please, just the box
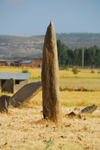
[0,33,100,57]
[56,33,100,49]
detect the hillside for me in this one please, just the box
[0,33,100,57]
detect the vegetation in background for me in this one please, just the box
[57,39,100,67]
[22,68,29,73]
[72,66,79,74]
[22,68,30,79]
[59,65,69,70]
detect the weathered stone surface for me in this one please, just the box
[2,78,14,93]
[80,104,97,114]
[41,21,62,124]
[65,104,97,119]
[11,81,42,107]
[65,112,81,119]
[0,95,11,113]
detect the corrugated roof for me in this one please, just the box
[20,60,31,64]
[0,73,29,80]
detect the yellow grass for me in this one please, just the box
[0,66,100,107]
[1,67,100,89]
[60,91,100,107]
[0,66,100,78]
[59,69,100,78]
[19,91,100,108]
[0,66,22,73]
[0,105,100,150]
[59,78,100,90]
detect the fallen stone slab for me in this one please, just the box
[0,95,11,113]
[80,104,97,114]
[11,81,42,107]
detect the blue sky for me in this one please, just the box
[0,0,100,36]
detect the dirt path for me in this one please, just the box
[0,106,100,150]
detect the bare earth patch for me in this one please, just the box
[0,106,100,150]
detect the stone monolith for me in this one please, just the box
[41,21,62,124]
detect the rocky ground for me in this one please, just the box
[0,106,100,150]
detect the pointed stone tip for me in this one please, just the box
[49,19,53,27]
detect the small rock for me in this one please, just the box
[23,141,26,143]
[60,135,67,138]
[65,112,76,118]
[78,137,82,141]
[74,107,80,111]
[4,142,7,145]
[46,124,49,127]
[65,124,71,127]
[77,114,82,119]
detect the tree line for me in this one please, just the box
[57,39,100,67]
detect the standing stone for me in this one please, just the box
[2,78,14,93]
[42,21,62,124]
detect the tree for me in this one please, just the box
[57,39,100,67]
[57,40,62,64]
[74,48,82,66]
[67,49,74,65]
[57,40,68,65]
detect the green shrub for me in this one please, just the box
[59,67,63,70]
[62,65,66,69]
[91,70,96,73]
[65,67,69,71]
[97,70,100,74]
[22,69,29,73]
[72,66,79,74]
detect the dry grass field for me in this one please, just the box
[1,67,100,90]
[0,105,100,150]
[0,67,100,150]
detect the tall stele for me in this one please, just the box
[42,20,62,124]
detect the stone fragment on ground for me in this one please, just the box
[11,81,42,107]
[65,111,82,119]
[0,95,11,113]
[80,104,97,114]
[65,104,97,119]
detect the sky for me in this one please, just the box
[0,0,100,37]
